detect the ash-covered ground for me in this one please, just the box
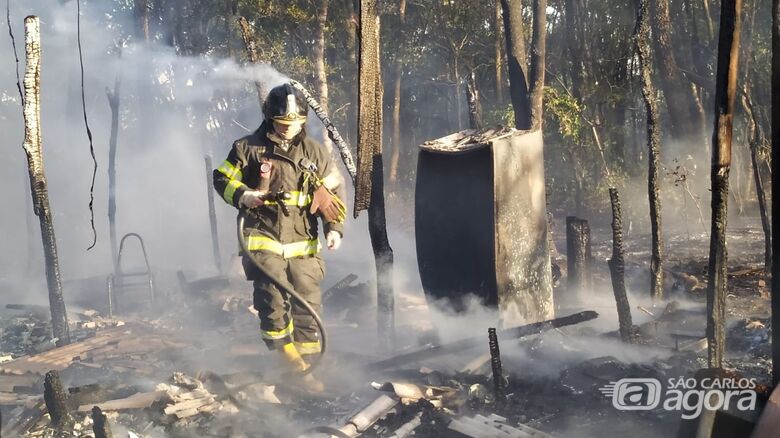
[0,213,772,437]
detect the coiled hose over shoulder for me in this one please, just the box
[237,210,327,374]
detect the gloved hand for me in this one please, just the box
[239,190,267,208]
[310,185,346,223]
[326,230,342,251]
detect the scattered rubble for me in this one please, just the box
[0,223,773,437]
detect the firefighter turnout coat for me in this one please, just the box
[213,122,345,354]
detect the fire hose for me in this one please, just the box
[288,79,357,184]
[230,81,348,376]
[237,208,327,374]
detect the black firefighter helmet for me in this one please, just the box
[263,83,307,125]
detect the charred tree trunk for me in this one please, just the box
[703,0,716,41]
[494,0,505,106]
[706,0,742,369]
[466,71,482,129]
[564,0,587,216]
[346,0,360,145]
[772,0,779,388]
[224,0,237,58]
[454,58,463,131]
[652,0,706,145]
[24,168,37,275]
[741,90,771,279]
[22,17,70,347]
[564,0,585,103]
[608,189,633,343]
[566,216,592,300]
[740,0,771,280]
[107,79,120,275]
[134,0,150,42]
[236,16,266,109]
[204,154,222,273]
[388,0,406,185]
[357,0,395,351]
[347,0,359,64]
[500,0,531,130]
[529,0,547,131]
[635,0,665,301]
[313,0,332,152]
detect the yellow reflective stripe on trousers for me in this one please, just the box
[262,191,312,207]
[295,341,321,355]
[246,235,284,254]
[223,179,244,204]
[282,239,321,258]
[261,320,294,340]
[217,160,243,180]
[246,236,320,258]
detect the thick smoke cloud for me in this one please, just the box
[0,1,380,306]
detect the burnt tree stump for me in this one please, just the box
[92,406,113,438]
[566,216,592,300]
[43,370,71,430]
[488,328,506,402]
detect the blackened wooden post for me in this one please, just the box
[357,0,395,351]
[608,189,633,342]
[91,406,112,438]
[488,328,505,402]
[706,0,742,369]
[566,216,592,299]
[43,370,71,430]
[204,154,222,273]
[22,16,70,346]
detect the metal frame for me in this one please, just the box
[106,232,155,316]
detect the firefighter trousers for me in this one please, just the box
[242,251,325,355]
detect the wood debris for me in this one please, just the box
[448,413,555,438]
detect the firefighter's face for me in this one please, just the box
[273,120,303,140]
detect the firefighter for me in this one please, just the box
[213,83,346,389]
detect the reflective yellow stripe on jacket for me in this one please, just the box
[217,160,245,204]
[217,160,243,180]
[246,235,321,258]
[261,320,293,340]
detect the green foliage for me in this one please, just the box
[283,4,311,23]
[544,86,582,141]
[78,0,773,215]
[483,104,515,128]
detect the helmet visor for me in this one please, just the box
[272,114,307,125]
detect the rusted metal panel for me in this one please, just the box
[492,130,554,324]
[415,128,553,323]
